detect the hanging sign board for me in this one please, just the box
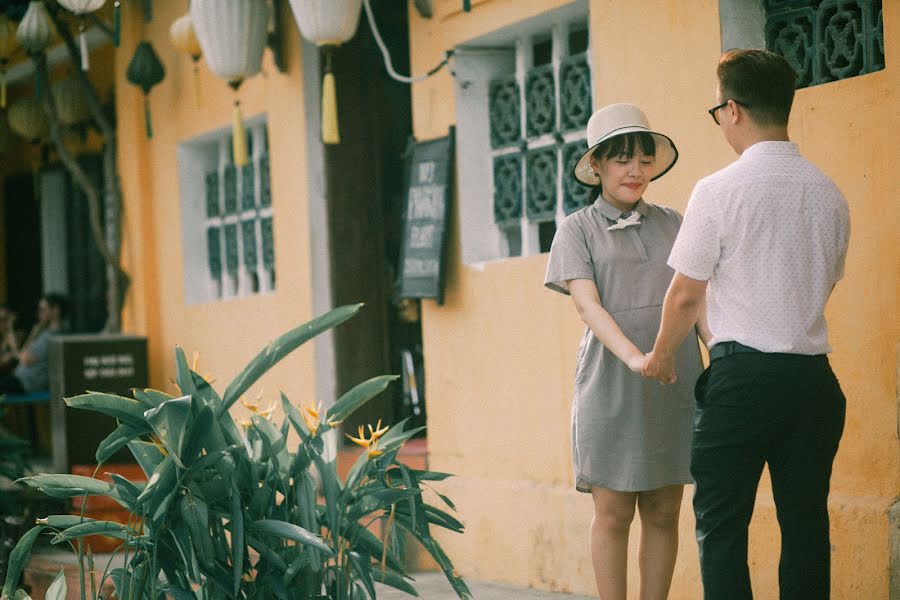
[396,129,455,305]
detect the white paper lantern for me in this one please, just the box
[287,0,362,47]
[286,0,362,144]
[57,0,106,70]
[190,0,268,87]
[16,1,54,56]
[169,13,202,106]
[190,0,268,166]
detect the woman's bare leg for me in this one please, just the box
[590,487,638,600]
[636,484,684,600]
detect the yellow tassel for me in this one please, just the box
[1,74,5,109]
[232,101,248,167]
[321,71,340,144]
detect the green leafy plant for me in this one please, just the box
[0,305,470,599]
[0,404,30,517]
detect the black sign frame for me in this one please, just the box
[396,129,455,305]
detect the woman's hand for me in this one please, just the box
[625,351,648,374]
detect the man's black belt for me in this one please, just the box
[709,341,762,362]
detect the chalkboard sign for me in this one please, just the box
[396,130,455,304]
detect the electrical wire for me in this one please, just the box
[362,0,452,84]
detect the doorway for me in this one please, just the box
[324,0,426,440]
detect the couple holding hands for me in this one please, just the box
[545,49,849,600]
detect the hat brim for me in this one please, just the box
[572,127,679,187]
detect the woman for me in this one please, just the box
[544,103,707,599]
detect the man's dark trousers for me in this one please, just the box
[691,349,845,600]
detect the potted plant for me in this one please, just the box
[1,304,471,599]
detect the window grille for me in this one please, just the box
[765,0,884,88]
[488,22,592,257]
[201,122,275,300]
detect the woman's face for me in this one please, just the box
[590,150,655,212]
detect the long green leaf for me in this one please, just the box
[132,387,174,409]
[248,519,333,555]
[1,525,44,597]
[44,569,66,600]
[174,346,197,398]
[347,551,376,599]
[231,481,244,597]
[373,569,419,596]
[17,474,117,499]
[128,440,166,478]
[221,304,362,412]
[35,515,95,529]
[66,392,148,425]
[96,422,151,463]
[144,395,193,465]
[323,375,398,428]
[51,520,136,543]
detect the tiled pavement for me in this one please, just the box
[374,571,595,599]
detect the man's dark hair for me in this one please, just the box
[42,293,69,319]
[717,49,797,127]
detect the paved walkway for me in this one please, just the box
[375,572,594,599]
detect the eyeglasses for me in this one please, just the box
[707,99,748,125]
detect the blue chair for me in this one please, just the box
[1,390,51,448]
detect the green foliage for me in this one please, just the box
[1,306,470,600]
[0,404,31,516]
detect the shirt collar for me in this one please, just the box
[592,196,649,221]
[741,141,800,159]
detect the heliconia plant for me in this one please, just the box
[0,304,471,600]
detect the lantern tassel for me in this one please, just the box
[113,1,121,47]
[1,73,6,109]
[142,0,152,23]
[192,62,201,107]
[232,100,248,167]
[79,22,90,71]
[144,96,153,138]
[321,71,339,144]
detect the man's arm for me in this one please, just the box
[569,279,646,373]
[643,272,708,383]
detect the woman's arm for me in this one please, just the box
[568,278,645,373]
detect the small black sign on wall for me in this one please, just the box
[396,129,455,305]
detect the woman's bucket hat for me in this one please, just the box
[572,103,679,186]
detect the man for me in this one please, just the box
[0,294,67,394]
[643,49,850,599]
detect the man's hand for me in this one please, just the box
[643,350,677,384]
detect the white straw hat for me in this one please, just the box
[572,103,678,186]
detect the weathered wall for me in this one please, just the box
[408,0,899,597]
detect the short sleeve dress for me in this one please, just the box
[545,197,703,493]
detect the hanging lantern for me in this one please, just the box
[15,1,53,55]
[190,0,267,166]
[56,0,106,71]
[52,72,90,126]
[126,41,165,138]
[8,96,48,143]
[287,0,362,144]
[169,13,202,107]
[0,16,18,109]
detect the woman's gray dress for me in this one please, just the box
[545,197,702,493]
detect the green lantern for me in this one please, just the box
[126,40,164,138]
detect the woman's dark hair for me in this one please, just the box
[717,49,796,127]
[587,132,656,200]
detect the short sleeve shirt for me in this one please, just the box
[668,141,850,354]
[14,329,52,392]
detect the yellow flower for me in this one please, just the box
[301,401,323,436]
[241,389,276,420]
[345,421,390,458]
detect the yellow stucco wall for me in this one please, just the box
[409,0,899,597]
[115,4,317,421]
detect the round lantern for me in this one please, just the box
[8,96,48,143]
[126,41,165,138]
[169,13,202,106]
[0,16,18,108]
[287,0,362,144]
[56,0,106,70]
[52,72,90,126]
[190,0,268,166]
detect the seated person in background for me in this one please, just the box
[0,294,67,395]
[0,305,20,375]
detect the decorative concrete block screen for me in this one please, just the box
[454,0,592,263]
[179,117,275,304]
[766,0,884,87]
